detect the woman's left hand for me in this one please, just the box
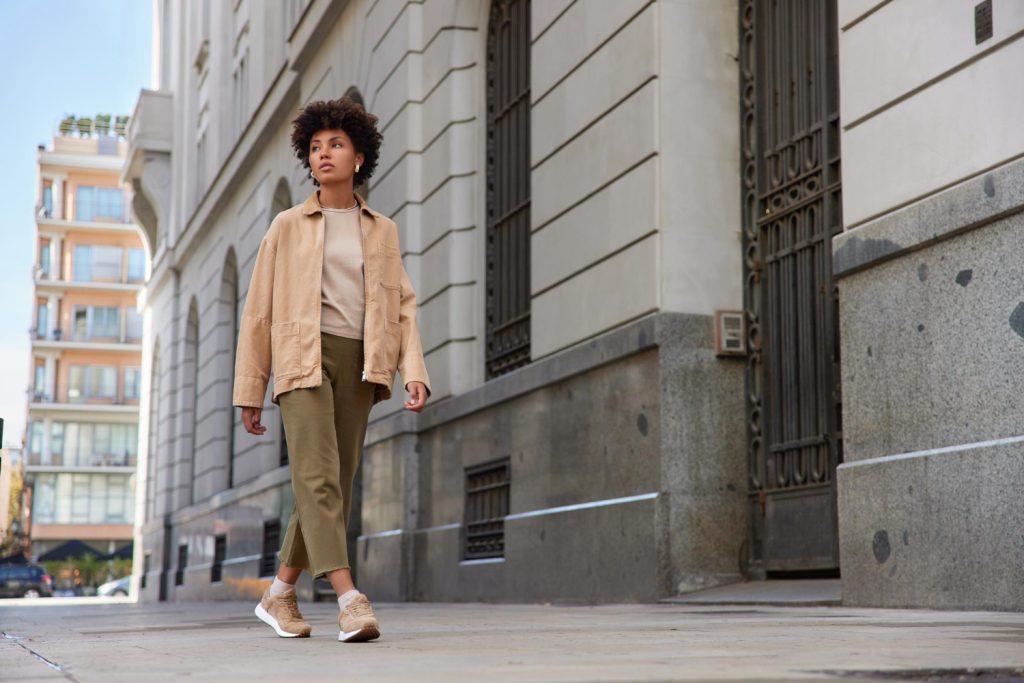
[404,381,428,412]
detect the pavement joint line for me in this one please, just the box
[3,630,77,681]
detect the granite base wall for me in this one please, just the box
[834,158,1024,609]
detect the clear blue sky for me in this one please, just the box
[0,1,152,448]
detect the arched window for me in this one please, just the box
[270,179,291,467]
[147,338,161,520]
[185,298,199,505]
[485,0,531,379]
[222,250,239,487]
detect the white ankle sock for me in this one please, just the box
[338,589,360,610]
[269,577,294,597]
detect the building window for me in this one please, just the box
[463,457,511,560]
[485,0,532,379]
[76,186,124,222]
[41,183,53,218]
[124,367,142,400]
[175,544,188,586]
[211,535,226,583]
[39,239,51,277]
[68,365,118,401]
[28,421,44,455]
[36,302,47,339]
[71,305,122,342]
[73,245,124,282]
[48,422,138,467]
[125,309,143,342]
[260,520,281,577]
[127,248,146,282]
[34,363,47,399]
[31,473,135,524]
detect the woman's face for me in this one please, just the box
[309,128,364,186]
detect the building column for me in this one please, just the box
[52,175,66,221]
[46,294,59,339]
[50,235,63,280]
[44,354,56,401]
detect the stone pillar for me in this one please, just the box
[47,294,59,339]
[50,235,63,280]
[44,355,56,401]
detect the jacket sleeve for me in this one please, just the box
[397,261,432,399]
[232,230,277,407]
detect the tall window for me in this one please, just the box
[124,367,142,400]
[126,308,143,342]
[73,245,123,282]
[485,0,532,379]
[76,186,124,222]
[36,302,48,339]
[39,239,51,277]
[127,248,146,282]
[41,182,53,218]
[34,363,47,400]
[147,340,161,520]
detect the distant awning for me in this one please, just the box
[36,539,104,562]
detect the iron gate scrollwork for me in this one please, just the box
[740,0,843,574]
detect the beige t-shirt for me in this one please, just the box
[320,204,365,339]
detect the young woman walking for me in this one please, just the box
[232,96,431,642]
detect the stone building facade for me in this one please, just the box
[123,0,1021,609]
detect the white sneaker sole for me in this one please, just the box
[338,624,380,642]
[255,603,309,638]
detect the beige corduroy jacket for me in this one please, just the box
[231,189,431,408]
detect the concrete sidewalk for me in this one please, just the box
[2,599,1023,682]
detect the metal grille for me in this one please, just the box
[211,535,226,583]
[485,0,531,379]
[464,458,510,560]
[174,544,187,586]
[740,0,843,571]
[260,520,280,577]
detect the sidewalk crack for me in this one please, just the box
[2,631,80,682]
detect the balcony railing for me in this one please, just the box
[25,451,137,468]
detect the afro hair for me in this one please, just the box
[290,96,383,188]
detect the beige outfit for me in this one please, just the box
[232,190,431,408]
[320,204,365,340]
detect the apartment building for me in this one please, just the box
[25,123,144,559]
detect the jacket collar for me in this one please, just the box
[301,189,379,219]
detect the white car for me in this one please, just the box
[97,576,130,596]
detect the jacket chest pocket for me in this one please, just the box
[271,321,301,378]
[380,281,401,328]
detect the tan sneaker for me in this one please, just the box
[338,593,380,642]
[255,586,312,638]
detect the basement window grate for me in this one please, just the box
[174,544,187,586]
[211,534,226,583]
[260,520,281,577]
[464,457,510,560]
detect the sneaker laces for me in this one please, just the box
[278,593,304,621]
[347,596,372,618]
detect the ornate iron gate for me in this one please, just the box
[485,0,531,379]
[740,0,843,573]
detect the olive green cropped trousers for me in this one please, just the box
[277,331,375,580]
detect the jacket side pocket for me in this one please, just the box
[380,281,401,327]
[270,321,301,378]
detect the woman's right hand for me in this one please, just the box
[242,407,266,435]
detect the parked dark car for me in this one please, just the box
[0,563,54,598]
